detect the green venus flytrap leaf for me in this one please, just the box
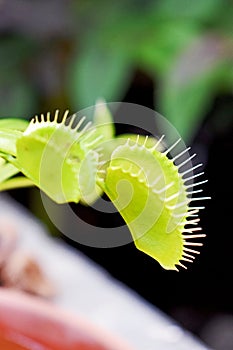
[15,110,102,204]
[0,118,29,131]
[97,135,209,270]
[0,106,209,270]
[79,99,115,205]
[0,157,19,183]
[0,118,29,156]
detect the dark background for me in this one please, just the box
[1,1,233,349]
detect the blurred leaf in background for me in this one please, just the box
[159,35,233,140]
[68,0,233,139]
[0,0,74,118]
[0,0,232,139]
[69,43,133,109]
[0,37,37,117]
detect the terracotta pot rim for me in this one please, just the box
[0,288,132,350]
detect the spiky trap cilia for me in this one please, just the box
[0,102,210,270]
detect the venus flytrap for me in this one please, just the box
[0,103,209,270]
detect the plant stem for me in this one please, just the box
[0,177,34,191]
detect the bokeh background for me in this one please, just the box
[1,1,233,349]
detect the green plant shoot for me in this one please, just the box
[0,103,209,270]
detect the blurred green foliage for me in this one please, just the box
[0,0,232,140]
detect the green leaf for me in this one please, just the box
[79,148,101,205]
[137,21,200,75]
[0,177,34,191]
[0,74,36,117]
[0,129,22,156]
[159,40,232,140]
[84,9,200,75]
[93,99,115,141]
[101,139,188,270]
[0,37,35,71]
[69,44,132,109]
[15,111,103,204]
[0,105,207,270]
[154,0,223,22]
[79,101,115,205]
[0,118,29,131]
[16,122,84,204]
[0,157,19,183]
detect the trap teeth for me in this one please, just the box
[183,172,205,183]
[73,116,86,131]
[183,227,202,232]
[181,257,193,263]
[181,163,203,176]
[46,112,50,121]
[150,134,165,151]
[184,242,203,246]
[187,189,203,196]
[183,234,206,239]
[54,109,59,122]
[183,247,200,254]
[164,138,182,155]
[177,262,187,270]
[67,113,77,128]
[183,252,195,259]
[172,147,191,162]
[143,135,149,147]
[61,110,69,123]
[185,179,208,189]
[177,153,196,169]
